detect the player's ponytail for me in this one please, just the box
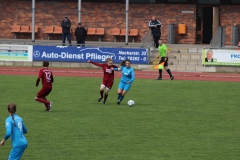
[8,103,17,126]
[121,59,131,66]
[120,60,126,66]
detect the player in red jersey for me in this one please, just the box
[35,61,53,111]
[88,58,118,104]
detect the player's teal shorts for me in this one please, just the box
[9,144,27,160]
[118,82,132,92]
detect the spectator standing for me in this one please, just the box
[61,15,72,46]
[75,22,87,47]
[148,16,161,49]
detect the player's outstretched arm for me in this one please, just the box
[112,67,121,71]
[87,60,103,67]
[36,79,40,87]
[2,121,12,146]
[0,139,5,146]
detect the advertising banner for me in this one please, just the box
[202,49,240,66]
[33,46,148,64]
[0,45,33,61]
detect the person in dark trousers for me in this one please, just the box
[61,15,72,46]
[148,16,161,49]
[75,22,87,47]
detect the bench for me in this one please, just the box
[19,26,29,33]
[11,25,39,39]
[111,28,139,42]
[95,28,104,41]
[129,29,138,42]
[120,29,126,36]
[111,28,120,42]
[11,25,21,39]
[29,26,39,33]
[53,27,62,34]
[44,26,54,40]
[86,28,104,41]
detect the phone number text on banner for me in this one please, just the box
[33,46,148,64]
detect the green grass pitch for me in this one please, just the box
[0,75,240,160]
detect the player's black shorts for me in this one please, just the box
[159,57,168,67]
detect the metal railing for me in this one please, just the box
[141,29,154,48]
[210,26,226,48]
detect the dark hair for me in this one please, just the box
[8,103,17,126]
[43,61,49,67]
[120,59,131,66]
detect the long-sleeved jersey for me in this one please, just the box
[4,114,28,148]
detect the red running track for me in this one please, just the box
[0,66,239,82]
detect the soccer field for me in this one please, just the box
[0,75,239,160]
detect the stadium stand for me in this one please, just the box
[53,27,62,34]
[11,25,21,39]
[120,29,126,36]
[44,26,54,40]
[95,28,105,41]
[19,26,29,33]
[129,29,138,42]
[11,25,39,39]
[111,28,120,42]
[29,26,38,33]
[87,28,95,35]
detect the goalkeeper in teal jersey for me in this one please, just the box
[112,59,135,105]
[1,103,28,160]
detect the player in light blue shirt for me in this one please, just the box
[1,103,28,160]
[113,59,135,105]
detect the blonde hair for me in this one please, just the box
[106,58,113,63]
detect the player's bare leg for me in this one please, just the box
[103,88,110,105]
[98,85,105,102]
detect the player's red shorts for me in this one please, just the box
[36,86,52,98]
[102,80,114,89]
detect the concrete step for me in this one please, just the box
[150,46,203,53]
[149,52,202,59]
[150,59,203,65]
[149,65,216,72]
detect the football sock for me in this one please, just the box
[119,95,125,102]
[104,93,108,102]
[166,69,173,77]
[43,98,49,109]
[36,98,49,105]
[100,90,104,98]
[118,93,121,100]
[158,69,162,78]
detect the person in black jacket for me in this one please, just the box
[75,23,87,47]
[61,15,72,46]
[148,16,161,49]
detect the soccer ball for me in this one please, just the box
[127,100,135,107]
